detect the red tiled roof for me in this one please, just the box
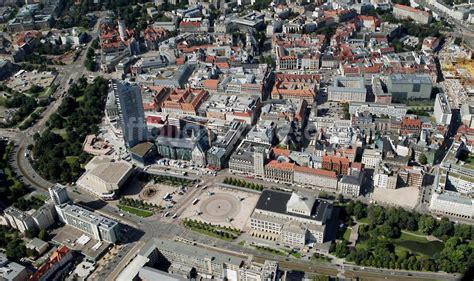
[203,79,219,90]
[272,147,290,157]
[294,166,337,178]
[266,160,295,171]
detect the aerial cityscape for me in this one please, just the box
[0,0,473,280]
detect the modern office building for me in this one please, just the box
[110,80,148,148]
[250,190,333,246]
[433,93,452,125]
[386,74,432,102]
[328,76,367,102]
[58,204,120,243]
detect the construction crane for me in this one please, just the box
[164,115,213,147]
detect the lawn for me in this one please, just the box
[343,227,352,241]
[337,226,352,241]
[52,128,68,140]
[393,232,444,256]
[65,156,78,165]
[118,205,153,218]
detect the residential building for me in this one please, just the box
[293,166,338,191]
[400,117,423,137]
[328,76,367,102]
[264,160,295,184]
[461,103,474,129]
[398,166,425,188]
[199,94,260,125]
[109,80,148,148]
[386,74,433,102]
[0,253,28,281]
[393,4,432,24]
[434,93,452,126]
[374,170,398,189]
[77,156,134,200]
[26,238,49,256]
[207,121,246,169]
[422,36,440,53]
[322,155,351,175]
[250,191,333,246]
[349,102,407,119]
[362,149,382,168]
[339,174,363,197]
[271,74,319,103]
[228,140,271,177]
[58,204,119,243]
[162,88,208,117]
[3,206,36,233]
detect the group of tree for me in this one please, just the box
[0,141,28,204]
[14,196,46,211]
[119,197,160,211]
[84,47,97,71]
[183,219,239,240]
[32,77,109,183]
[334,201,474,273]
[0,226,37,261]
[2,93,38,127]
[223,177,264,191]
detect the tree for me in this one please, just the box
[419,215,437,234]
[38,229,47,241]
[333,241,350,258]
[354,201,366,220]
[419,153,428,165]
[432,218,454,240]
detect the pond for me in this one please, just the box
[394,240,444,256]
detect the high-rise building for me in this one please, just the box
[111,80,148,148]
[49,184,69,205]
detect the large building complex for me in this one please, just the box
[76,156,134,200]
[118,238,279,281]
[250,190,333,246]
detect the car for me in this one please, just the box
[119,213,124,217]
